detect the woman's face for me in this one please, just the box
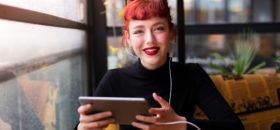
[127,17,174,70]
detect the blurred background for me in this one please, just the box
[0,0,279,130]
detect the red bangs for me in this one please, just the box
[123,0,172,30]
[121,0,173,47]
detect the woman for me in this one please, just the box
[77,0,244,130]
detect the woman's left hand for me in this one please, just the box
[131,93,187,130]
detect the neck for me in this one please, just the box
[140,56,168,70]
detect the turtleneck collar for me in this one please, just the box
[134,55,171,78]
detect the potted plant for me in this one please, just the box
[194,31,280,130]
[209,31,266,76]
[275,56,280,73]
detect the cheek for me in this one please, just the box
[130,37,144,49]
[156,33,170,45]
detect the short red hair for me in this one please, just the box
[123,0,172,31]
[121,0,174,46]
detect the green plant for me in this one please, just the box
[209,31,266,75]
[275,56,280,73]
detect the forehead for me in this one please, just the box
[128,17,169,29]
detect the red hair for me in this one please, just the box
[121,0,174,46]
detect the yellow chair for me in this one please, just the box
[105,124,119,130]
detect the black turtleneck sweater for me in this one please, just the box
[94,59,244,130]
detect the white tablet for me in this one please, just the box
[79,96,151,125]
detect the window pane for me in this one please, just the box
[184,0,195,24]
[0,56,85,130]
[184,0,279,24]
[105,0,125,27]
[0,0,87,23]
[107,36,137,69]
[0,19,86,129]
[185,33,280,74]
[0,19,86,67]
[252,0,272,22]
[168,0,177,24]
[228,0,250,23]
[184,0,226,24]
[199,0,226,23]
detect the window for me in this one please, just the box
[104,0,280,74]
[0,1,87,129]
[182,0,280,74]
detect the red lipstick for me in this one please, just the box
[143,47,160,55]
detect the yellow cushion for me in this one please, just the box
[105,124,119,130]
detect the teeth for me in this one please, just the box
[145,49,157,52]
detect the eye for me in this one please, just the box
[155,26,165,31]
[133,30,143,34]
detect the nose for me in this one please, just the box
[145,30,155,45]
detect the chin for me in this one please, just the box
[144,58,162,66]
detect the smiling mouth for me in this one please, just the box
[143,47,160,55]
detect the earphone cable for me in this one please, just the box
[167,56,201,130]
[155,121,201,130]
[168,57,173,105]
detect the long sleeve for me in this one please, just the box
[94,70,115,96]
[76,60,244,130]
[187,64,244,130]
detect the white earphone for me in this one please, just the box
[166,42,201,130]
[123,36,200,130]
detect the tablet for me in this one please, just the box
[79,96,151,125]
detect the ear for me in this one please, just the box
[124,30,132,46]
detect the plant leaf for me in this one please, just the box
[210,53,227,65]
[275,56,280,64]
[209,63,232,75]
[246,62,266,74]
[275,56,280,73]
[233,31,256,75]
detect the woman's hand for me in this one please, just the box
[131,93,187,130]
[77,104,115,130]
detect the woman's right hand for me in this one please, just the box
[77,104,115,130]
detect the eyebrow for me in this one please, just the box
[131,22,166,30]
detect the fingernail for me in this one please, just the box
[131,122,136,126]
[136,115,142,120]
[106,111,112,115]
[153,92,157,97]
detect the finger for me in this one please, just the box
[136,115,157,123]
[80,111,113,123]
[131,121,154,130]
[149,107,165,115]
[78,104,92,115]
[79,118,115,129]
[153,93,170,108]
